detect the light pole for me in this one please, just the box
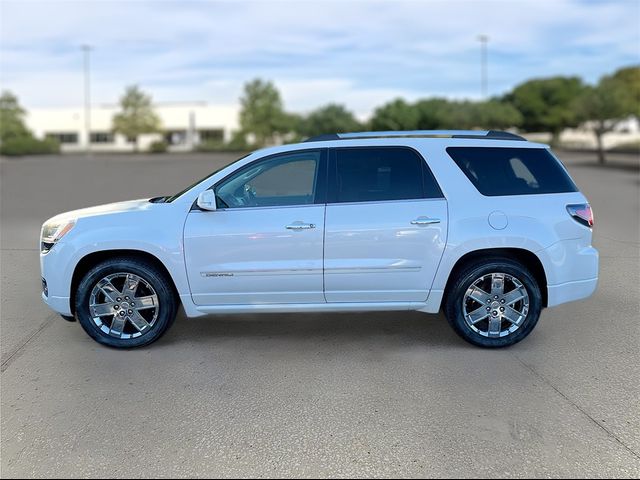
[477,34,489,99]
[81,44,92,154]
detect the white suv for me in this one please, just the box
[40,130,598,348]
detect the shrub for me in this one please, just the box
[148,140,168,153]
[0,136,60,156]
[195,140,226,152]
[196,139,249,153]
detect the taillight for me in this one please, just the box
[567,203,593,228]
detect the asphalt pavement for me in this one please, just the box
[1,150,639,478]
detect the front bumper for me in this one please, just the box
[42,291,73,316]
[40,243,75,316]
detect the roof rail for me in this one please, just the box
[304,130,526,142]
[453,130,526,141]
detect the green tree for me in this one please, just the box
[0,91,59,156]
[506,76,586,145]
[609,65,640,118]
[238,79,290,146]
[0,91,30,141]
[300,104,361,137]
[472,100,523,130]
[370,98,420,131]
[576,66,639,164]
[282,112,306,143]
[371,97,522,132]
[414,98,459,129]
[437,101,478,130]
[112,85,162,152]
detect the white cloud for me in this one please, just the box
[1,0,638,117]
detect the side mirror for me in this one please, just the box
[197,190,217,211]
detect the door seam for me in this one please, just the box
[322,203,328,303]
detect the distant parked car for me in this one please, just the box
[40,130,598,348]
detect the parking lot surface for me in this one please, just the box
[1,151,639,478]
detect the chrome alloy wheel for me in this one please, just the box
[89,272,159,339]
[462,272,529,338]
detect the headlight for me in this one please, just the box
[41,218,76,253]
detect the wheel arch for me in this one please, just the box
[70,249,181,315]
[442,247,548,308]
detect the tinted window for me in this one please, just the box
[447,147,578,196]
[215,150,321,208]
[333,147,439,203]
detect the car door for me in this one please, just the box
[324,146,447,303]
[184,148,327,305]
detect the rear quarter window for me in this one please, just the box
[446,147,578,196]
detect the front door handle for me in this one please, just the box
[411,216,440,225]
[286,222,316,230]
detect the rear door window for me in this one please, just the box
[446,147,578,196]
[331,147,442,203]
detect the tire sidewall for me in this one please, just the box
[75,258,176,348]
[445,259,542,348]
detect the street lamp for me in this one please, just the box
[80,44,92,154]
[477,34,489,99]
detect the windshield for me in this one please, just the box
[164,154,250,202]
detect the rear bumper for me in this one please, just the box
[537,239,599,307]
[547,277,598,307]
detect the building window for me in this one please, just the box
[46,132,78,144]
[164,130,187,145]
[90,132,114,144]
[199,129,224,142]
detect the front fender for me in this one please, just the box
[41,209,190,303]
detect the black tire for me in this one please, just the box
[444,257,542,348]
[75,257,178,348]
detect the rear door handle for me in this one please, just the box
[286,222,316,230]
[411,217,440,225]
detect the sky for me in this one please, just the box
[1,0,639,118]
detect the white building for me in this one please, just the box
[559,116,640,149]
[25,102,239,152]
[524,116,640,149]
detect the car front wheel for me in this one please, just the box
[75,257,177,348]
[444,258,542,348]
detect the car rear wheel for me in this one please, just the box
[444,258,542,348]
[75,257,177,348]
